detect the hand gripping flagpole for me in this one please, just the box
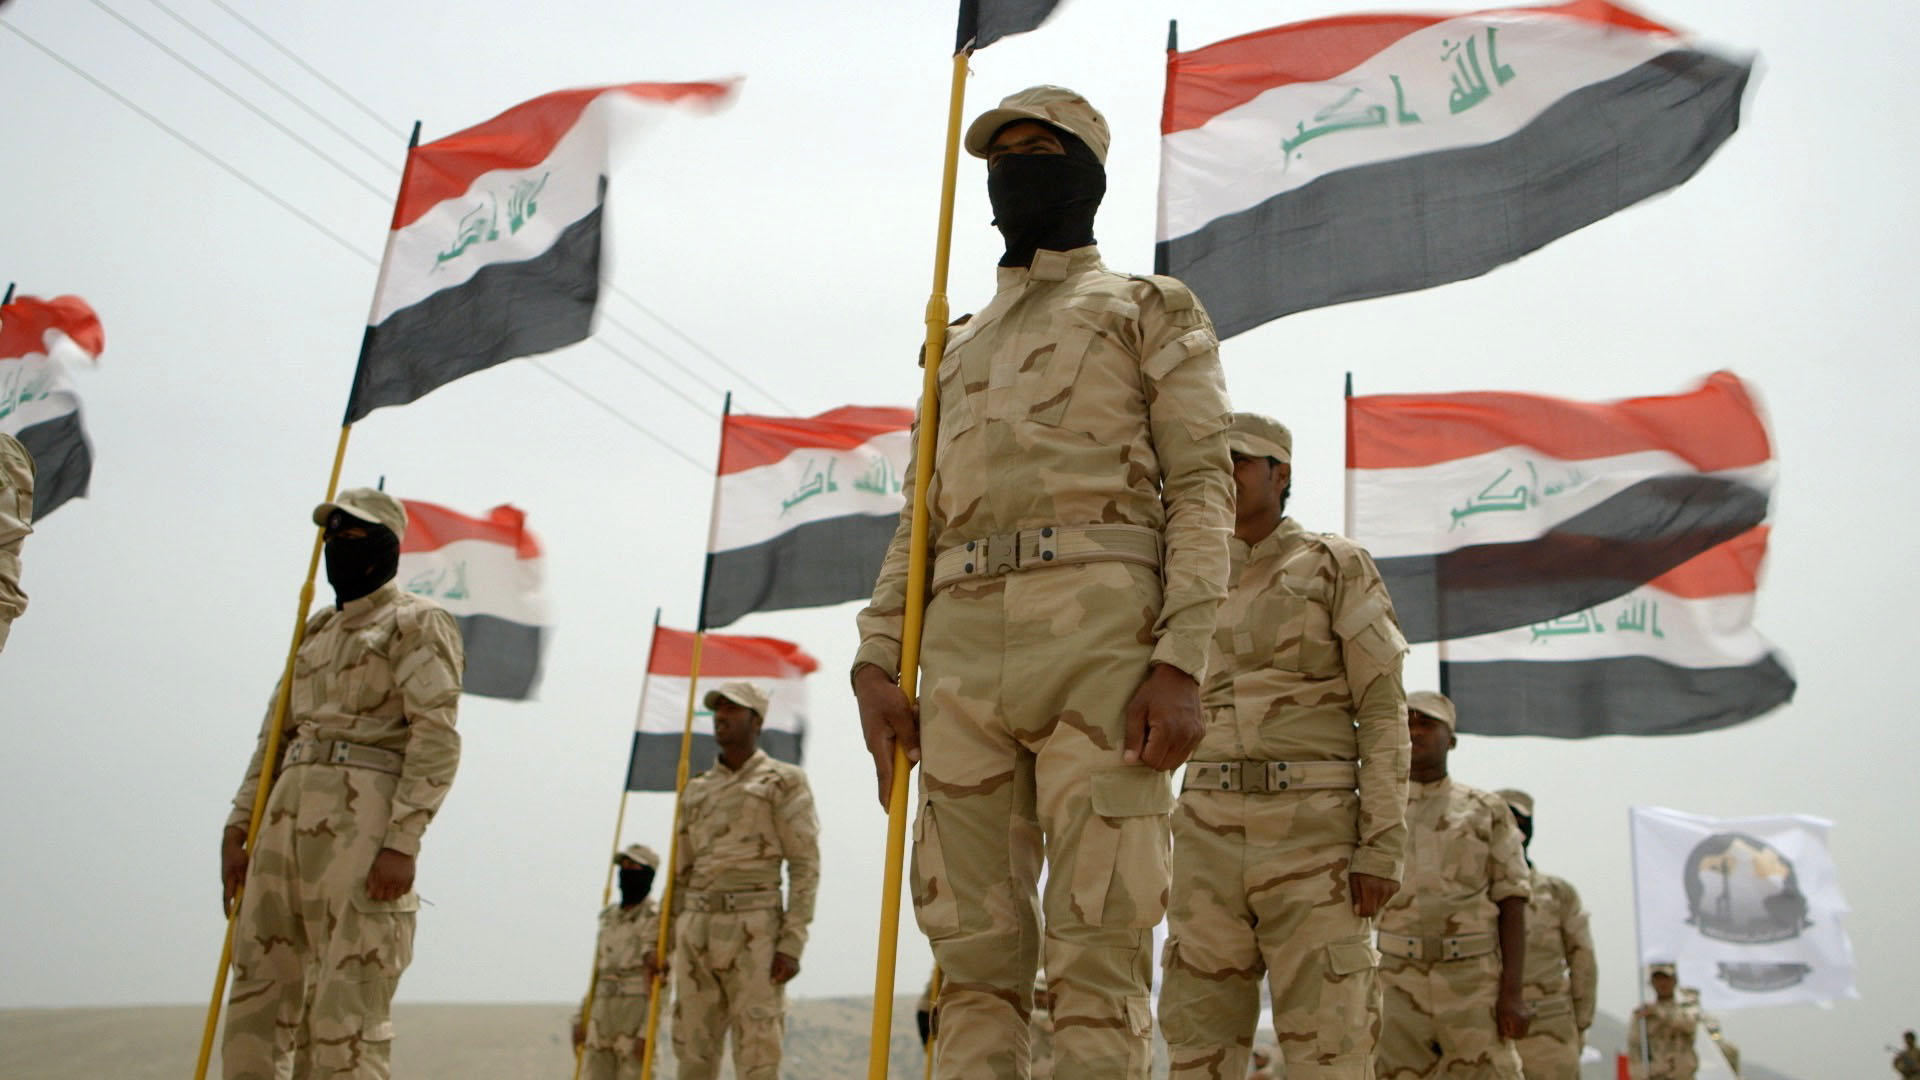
[639,392,732,1080]
[192,120,421,1080]
[572,607,662,1080]
[869,47,969,1080]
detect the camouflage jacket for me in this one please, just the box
[1378,777,1531,940]
[856,245,1233,682]
[1197,517,1409,881]
[1627,1000,1697,1073]
[676,749,821,959]
[226,581,464,856]
[593,899,663,994]
[1520,867,1597,1028]
[0,432,33,649]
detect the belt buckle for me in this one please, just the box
[1214,762,1239,791]
[329,741,354,765]
[986,533,1020,575]
[721,893,737,913]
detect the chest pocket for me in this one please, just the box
[934,347,978,460]
[1442,813,1492,898]
[1242,575,1340,677]
[1000,293,1137,429]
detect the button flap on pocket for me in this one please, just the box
[1326,938,1378,976]
[351,889,421,914]
[1090,767,1174,818]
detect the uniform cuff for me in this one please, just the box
[776,933,806,960]
[381,829,422,856]
[851,641,901,685]
[1348,847,1401,883]
[1149,635,1208,684]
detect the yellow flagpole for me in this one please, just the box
[573,608,663,1080]
[637,630,706,1080]
[869,47,969,1080]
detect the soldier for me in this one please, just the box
[1894,1030,1920,1078]
[1375,690,1530,1080]
[1495,788,1596,1080]
[1626,964,1696,1080]
[1247,1044,1278,1080]
[854,84,1233,1079]
[573,843,667,1080]
[218,487,463,1079]
[670,681,820,1080]
[1160,413,1408,1080]
[0,431,32,652]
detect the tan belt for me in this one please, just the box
[1376,930,1496,962]
[679,888,781,914]
[1526,994,1573,1019]
[1183,760,1359,793]
[282,738,403,776]
[930,524,1160,593]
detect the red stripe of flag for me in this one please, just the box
[1163,1,1677,135]
[647,626,820,677]
[718,406,914,476]
[400,500,542,558]
[1347,371,1769,471]
[0,295,105,359]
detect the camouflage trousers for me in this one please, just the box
[1376,953,1522,1080]
[913,562,1173,1080]
[224,765,416,1080]
[1160,785,1380,1080]
[1512,998,1579,1080]
[582,985,655,1080]
[670,907,785,1079]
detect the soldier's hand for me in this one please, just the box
[644,949,665,977]
[1496,988,1531,1040]
[365,847,416,901]
[631,1038,646,1062]
[1122,663,1204,770]
[771,951,801,984]
[1349,872,1399,917]
[221,826,250,915]
[855,663,920,808]
[570,1021,585,1049]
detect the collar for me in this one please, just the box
[715,748,769,778]
[1246,516,1306,556]
[1411,775,1452,800]
[994,244,1104,291]
[336,580,400,620]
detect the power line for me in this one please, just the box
[201,0,407,141]
[81,0,391,201]
[531,360,706,469]
[608,283,794,412]
[591,336,720,420]
[140,0,402,175]
[600,310,726,398]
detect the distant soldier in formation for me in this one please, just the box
[1495,788,1596,1080]
[1627,963,1696,1080]
[1375,690,1531,1080]
[1894,1030,1920,1078]
[670,681,820,1080]
[855,83,1232,1079]
[0,431,33,652]
[1247,1044,1278,1079]
[1160,412,1409,1080]
[573,843,666,1080]
[219,487,464,1079]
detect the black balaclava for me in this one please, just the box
[323,514,401,608]
[987,125,1106,268]
[618,865,656,907]
[1514,812,1534,865]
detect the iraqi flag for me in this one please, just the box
[701,405,913,631]
[1348,371,1773,644]
[398,499,548,700]
[626,626,817,791]
[1441,525,1794,737]
[1156,2,1752,338]
[0,294,104,518]
[345,80,735,423]
[956,0,1063,52]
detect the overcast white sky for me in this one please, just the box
[2,1,1915,1077]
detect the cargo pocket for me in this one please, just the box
[1070,768,1173,928]
[911,801,961,939]
[1013,329,1090,427]
[1126,994,1153,1038]
[343,889,418,980]
[1315,934,1379,1056]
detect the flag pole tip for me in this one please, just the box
[1167,20,1178,52]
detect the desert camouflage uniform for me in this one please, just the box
[1625,1000,1696,1080]
[1161,517,1409,1080]
[1893,1044,1920,1078]
[856,242,1233,1078]
[221,580,462,1079]
[1512,868,1595,1080]
[1375,778,1530,1080]
[575,898,665,1080]
[0,432,33,652]
[670,748,819,1080]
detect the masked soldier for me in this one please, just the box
[573,843,666,1079]
[218,487,464,1079]
[1495,789,1596,1080]
[854,84,1233,1079]
[670,681,820,1080]
[0,432,33,651]
[1375,691,1530,1080]
[1160,413,1408,1080]
[1627,964,1697,1080]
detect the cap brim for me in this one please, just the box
[704,690,746,711]
[965,107,1055,159]
[311,501,383,528]
[1226,435,1288,461]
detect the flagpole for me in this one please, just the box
[192,120,421,1080]
[572,607,663,1080]
[869,45,969,1080]
[922,965,944,1080]
[639,393,732,1080]
[2,283,14,305]
[1628,806,1652,1078]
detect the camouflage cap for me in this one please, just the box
[312,487,407,540]
[615,843,661,869]
[1496,788,1534,817]
[1227,412,1292,464]
[1649,961,1678,978]
[703,680,769,717]
[1406,690,1456,731]
[965,85,1111,164]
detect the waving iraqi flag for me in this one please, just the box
[398,499,548,700]
[626,626,818,791]
[0,294,104,517]
[345,80,735,423]
[1156,2,1752,338]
